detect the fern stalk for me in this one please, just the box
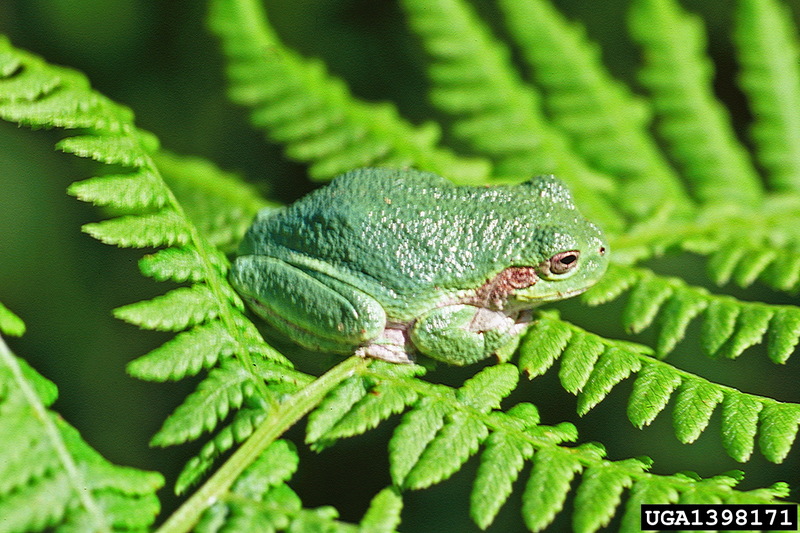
[157,355,368,533]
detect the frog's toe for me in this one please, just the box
[356,327,415,364]
[356,344,415,364]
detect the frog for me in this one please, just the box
[230,167,608,366]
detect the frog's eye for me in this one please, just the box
[540,250,580,279]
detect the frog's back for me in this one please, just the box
[240,168,557,307]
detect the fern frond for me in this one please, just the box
[607,196,800,297]
[628,0,763,204]
[520,311,800,463]
[734,0,800,193]
[0,333,163,532]
[585,263,800,361]
[0,37,304,501]
[399,0,623,233]
[304,354,793,531]
[498,0,691,219]
[207,0,490,184]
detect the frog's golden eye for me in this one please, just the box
[539,250,580,279]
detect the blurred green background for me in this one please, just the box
[1,1,799,530]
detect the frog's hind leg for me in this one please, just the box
[230,255,387,353]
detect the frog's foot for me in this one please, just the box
[355,326,415,364]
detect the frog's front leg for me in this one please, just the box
[410,305,528,366]
[230,255,389,354]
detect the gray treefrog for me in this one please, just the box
[230,168,608,365]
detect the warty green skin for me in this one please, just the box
[230,168,608,365]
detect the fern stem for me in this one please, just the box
[160,179,275,405]
[156,355,368,533]
[0,336,111,532]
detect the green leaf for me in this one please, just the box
[314,381,418,447]
[618,477,679,532]
[389,398,450,487]
[67,171,170,211]
[403,412,488,490]
[655,286,708,355]
[714,305,772,359]
[114,285,220,332]
[359,488,403,533]
[232,440,299,497]
[498,0,690,218]
[558,331,605,394]
[627,362,682,428]
[622,273,673,333]
[733,247,777,287]
[758,403,800,463]
[305,377,369,445]
[138,246,227,284]
[399,0,623,232]
[0,335,163,533]
[673,379,724,443]
[470,430,532,529]
[519,313,573,378]
[208,0,490,183]
[175,409,269,495]
[151,358,300,447]
[126,320,238,381]
[457,363,519,411]
[767,307,800,363]
[707,243,749,285]
[701,297,741,355]
[628,0,763,204]
[521,447,585,532]
[57,134,152,167]
[582,264,642,306]
[155,150,271,250]
[82,210,191,248]
[577,347,642,415]
[721,392,763,462]
[573,460,644,533]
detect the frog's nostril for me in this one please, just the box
[599,246,606,255]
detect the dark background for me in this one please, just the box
[1,1,799,531]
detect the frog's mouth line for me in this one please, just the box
[515,285,590,303]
